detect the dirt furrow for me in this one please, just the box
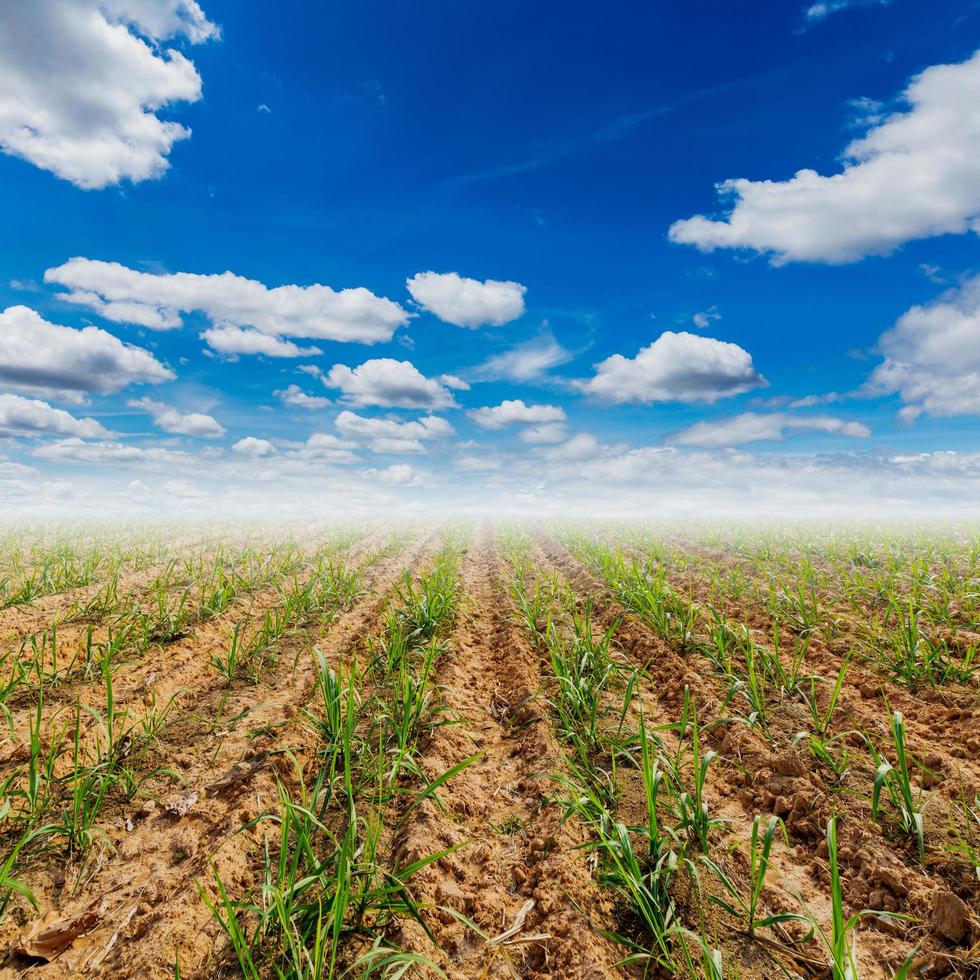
[386,527,623,978]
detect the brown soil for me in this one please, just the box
[1,526,977,979]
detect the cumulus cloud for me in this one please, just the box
[0,1,217,189]
[325,359,458,409]
[232,437,276,458]
[574,331,765,404]
[0,393,109,439]
[406,271,526,328]
[45,258,408,343]
[471,330,573,382]
[128,396,225,437]
[294,433,358,464]
[439,374,470,391]
[468,399,567,429]
[865,275,980,419]
[274,385,331,410]
[32,438,187,465]
[672,412,871,448]
[520,423,569,444]
[335,410,454,454]
[543,433,601,461]
[0,305,174,401]
[366,463,419,485]
[669,50,980,263]
[201,326,322,359]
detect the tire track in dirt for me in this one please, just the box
[386,525,624,979]
[0,531,437,979]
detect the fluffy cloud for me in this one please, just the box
[367,463,419,485]
[468,399,567,429]
[668,50,980,263]
[275,385,331,409]
[335,410,454,454]
[325,359,458,409]
[201,326,322,359]
[406,272,526,328]
[45,258,408,343]
[471,331,572,382]
[574,331,765,404]
[295,433,358,463]
[672,412,870,448]
[0,393,109,439]
[0,1,217,188]
[543,433,601,461]
[128,396,225,437]
[520,423,569,444]
[32,438,187,464]
[865,275,980,419]
[0,305,174,401]
[232,437,276,458]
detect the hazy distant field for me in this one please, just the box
[0,523,977,978]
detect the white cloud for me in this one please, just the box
[520,422,569,444]
[335,410,453,454]
[574,331,765,404]
[439,374,470,391]
[128,396,225,437]
[295,433,358,463]
[406,271,526,328]
[805,0,889,21]
[275,385,331,410]
[232,437,276,459]
[865,275,980,419]
[692,306,721,330]
[201,326,323,359]
[367,463,419,485]
[326,359,457,409]
[0,393,109,439]
[0,1,217,189]
[471,330,573,382]
[45,258,409,343]
[672,412,871,448]
[543,433,601,461]
[669,50,980,263]
[468,399,567,429]
[32,438,187,465]
[163,479,207,498]
[0,305,174,401]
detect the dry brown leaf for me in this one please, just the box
[205,756,266,795]
[16,900,105,962]
[162,789,200,817]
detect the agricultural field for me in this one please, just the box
[0,522,977,979]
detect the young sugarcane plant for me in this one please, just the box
[801,651,852,736]
[715,814,808,938]
[869,711,926,861]
[671,700,721,852]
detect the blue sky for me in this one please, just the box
[1,0,979,516]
